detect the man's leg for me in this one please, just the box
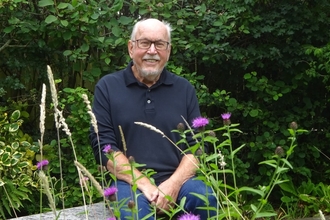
[111,180,154,220]
[177,177,217,219]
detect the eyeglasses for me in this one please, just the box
[132,39,170,50]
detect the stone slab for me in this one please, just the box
[9,202,111,220]
[8,203,330,220]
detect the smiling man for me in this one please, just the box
[89,18,217,219]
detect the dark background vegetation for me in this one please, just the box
[1,0,329,218]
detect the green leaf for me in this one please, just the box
[0,179,4,186]
[38,0,54,7]
[236,186,264,197]
[231,144,245,156]
[4,26,15,33]
[255,212,277,218]
[60,20,69,27]
[57,2,68,9]
[10,157,19,166]
[9,123,19,132]
[63,50,72,56]
[81,43,89,52]
[10,110,20,121]
[11,142,19,150]
[1,152,11,166]
[118,16,132,25]
[45,15,57,24]
[249,109,259,117]
[20,141,31,148]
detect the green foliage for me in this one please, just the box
[280,180,330,218]
[0,110,38,219]
[0,0,330,217]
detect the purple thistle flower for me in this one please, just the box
[102,144,112,153]
[104,186,118,197]
[221,112,231,120]
[192,117,209,128]
[178,213,200,220]
[107,218,116,220]
[36,159,49,170]
[221,112,232,125]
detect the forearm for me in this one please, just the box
[168,154,199,186]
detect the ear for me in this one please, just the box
[128,40,134,58]
[166,44,171,61]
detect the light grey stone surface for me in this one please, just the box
[8,204,330,220]
[9,202,111,220]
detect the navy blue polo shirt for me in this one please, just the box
[89,62,201,183]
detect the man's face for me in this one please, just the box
[128,21,171,79]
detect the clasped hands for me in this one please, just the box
[143,179,180,214]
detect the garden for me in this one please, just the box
[0,0,330,219]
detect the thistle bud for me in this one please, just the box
[128,156,135,164]
[208,130,216,137]
[195,148,203,156]
[275,146,285,157]
[177,123,185,132]
[128,200,136,209]
[289,121,298,130]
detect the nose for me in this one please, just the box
[147,43,157,54]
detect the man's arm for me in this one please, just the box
[156,154,199,212]
[107,151,159,202]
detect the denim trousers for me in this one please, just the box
[111,177,217,220]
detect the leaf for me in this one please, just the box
[45,15,57,24]
[63,50,72,56]
[60,20,69,27]
[57,2,68,9]
[255,212,277,218]
[279,181,297,196]
[10,110,20,121]
[236,186,265,197]
[249,109,259,117]
[231,144,245,156]
[1,152,11,166]
[38,0,54,7]
[11,141,19,150]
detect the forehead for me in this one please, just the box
[136,22,169,41]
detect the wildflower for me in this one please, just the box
[107,218,116,220]
[218,152,227,169]
[103,144,112,154]
[177,122,185,132]
[104,186,118,197]
[178,213,200,220]
[221,112,231,125]
[289,121,298,130]
[275,146,285,157]
[192,117,209,128]
[128,200,136,209]
[37,159,49,170]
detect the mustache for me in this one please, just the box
[143,55,160,60]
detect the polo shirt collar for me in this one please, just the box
[123,61,174,87]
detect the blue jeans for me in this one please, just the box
[111,177,217,219]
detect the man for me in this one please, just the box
[89,18,216,219]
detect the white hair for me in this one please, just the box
[130,18,172,42]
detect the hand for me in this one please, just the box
[155,179,180,213]
[139,183,159,203]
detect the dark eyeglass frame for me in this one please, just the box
[132,39,170,50]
